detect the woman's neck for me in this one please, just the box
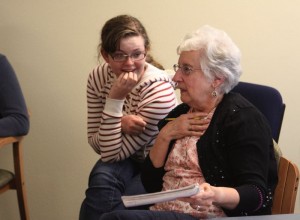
[193,94,224,114]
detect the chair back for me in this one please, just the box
[272,156,300,214]
[232,81,285,142]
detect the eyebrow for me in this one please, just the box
[115,49,145,54]
[180,63,194,68]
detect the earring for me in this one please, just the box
[212,90,217,97]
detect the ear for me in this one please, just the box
[101,49,110,63]
[212,77,225,89]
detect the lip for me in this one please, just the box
[122,69,135,73]
[177,86,186,92]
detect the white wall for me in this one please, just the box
[0,1,299,219]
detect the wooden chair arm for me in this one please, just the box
[0,137,24,149]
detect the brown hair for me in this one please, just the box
[146,54,164,70]
[98,15,150,60]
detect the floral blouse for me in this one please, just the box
[150,110,226,219]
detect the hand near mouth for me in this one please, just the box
[109,71,139,99]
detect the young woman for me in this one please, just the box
[79,15,177,220]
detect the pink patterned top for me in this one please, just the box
[150,111,226,219]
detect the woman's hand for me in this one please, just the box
[121,115,146,135]
[161,112,211,142]
[179,183,240,211]
[149,112,210,168]
[179,183,215,210]
[109,72,138,99]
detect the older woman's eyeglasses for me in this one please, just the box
[173,64,202,75]
[110,51,146,62]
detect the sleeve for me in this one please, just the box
[222,107,277,216]
[141,155,165,193]
[0,55,29,137]
[87,67,177,162]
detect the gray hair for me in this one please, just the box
[177,25,242,94]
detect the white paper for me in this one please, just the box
[121,184,201,207]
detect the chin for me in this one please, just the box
[180,98,189,105]
[180,92,188,102]
[181,96,194,106]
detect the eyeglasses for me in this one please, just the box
[110,51,146,62]
[173,64,202,75]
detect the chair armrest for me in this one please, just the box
[0,137,23,149]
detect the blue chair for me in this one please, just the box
[232,81,285,142]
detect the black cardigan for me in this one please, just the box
[141,92,278,217]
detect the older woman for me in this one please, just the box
[99,25,278,220]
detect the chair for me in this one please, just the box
[232,81,285,142]
[272,156,300,214]
[0,136,30,220]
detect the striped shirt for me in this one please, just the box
[87,63,177,162]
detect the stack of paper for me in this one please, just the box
[121,184,201,207]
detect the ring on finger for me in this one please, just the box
[191,204,201,211]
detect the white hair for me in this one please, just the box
[177,25,242,94]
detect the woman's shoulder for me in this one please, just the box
[136,64,175,92]
[0,53,6,61]
[142,63,171,80]
[137,63,175,89]
[219,92,267,123]
[89,63,110,75]
[88,63,114,83]
[0,54,11,74]
[223,92,257,110]
[0,54,18,84]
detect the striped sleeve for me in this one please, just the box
[87,64,112,154]
[87,64,177,162]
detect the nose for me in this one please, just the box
[123,56,135,64]
[172,70,182,83]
